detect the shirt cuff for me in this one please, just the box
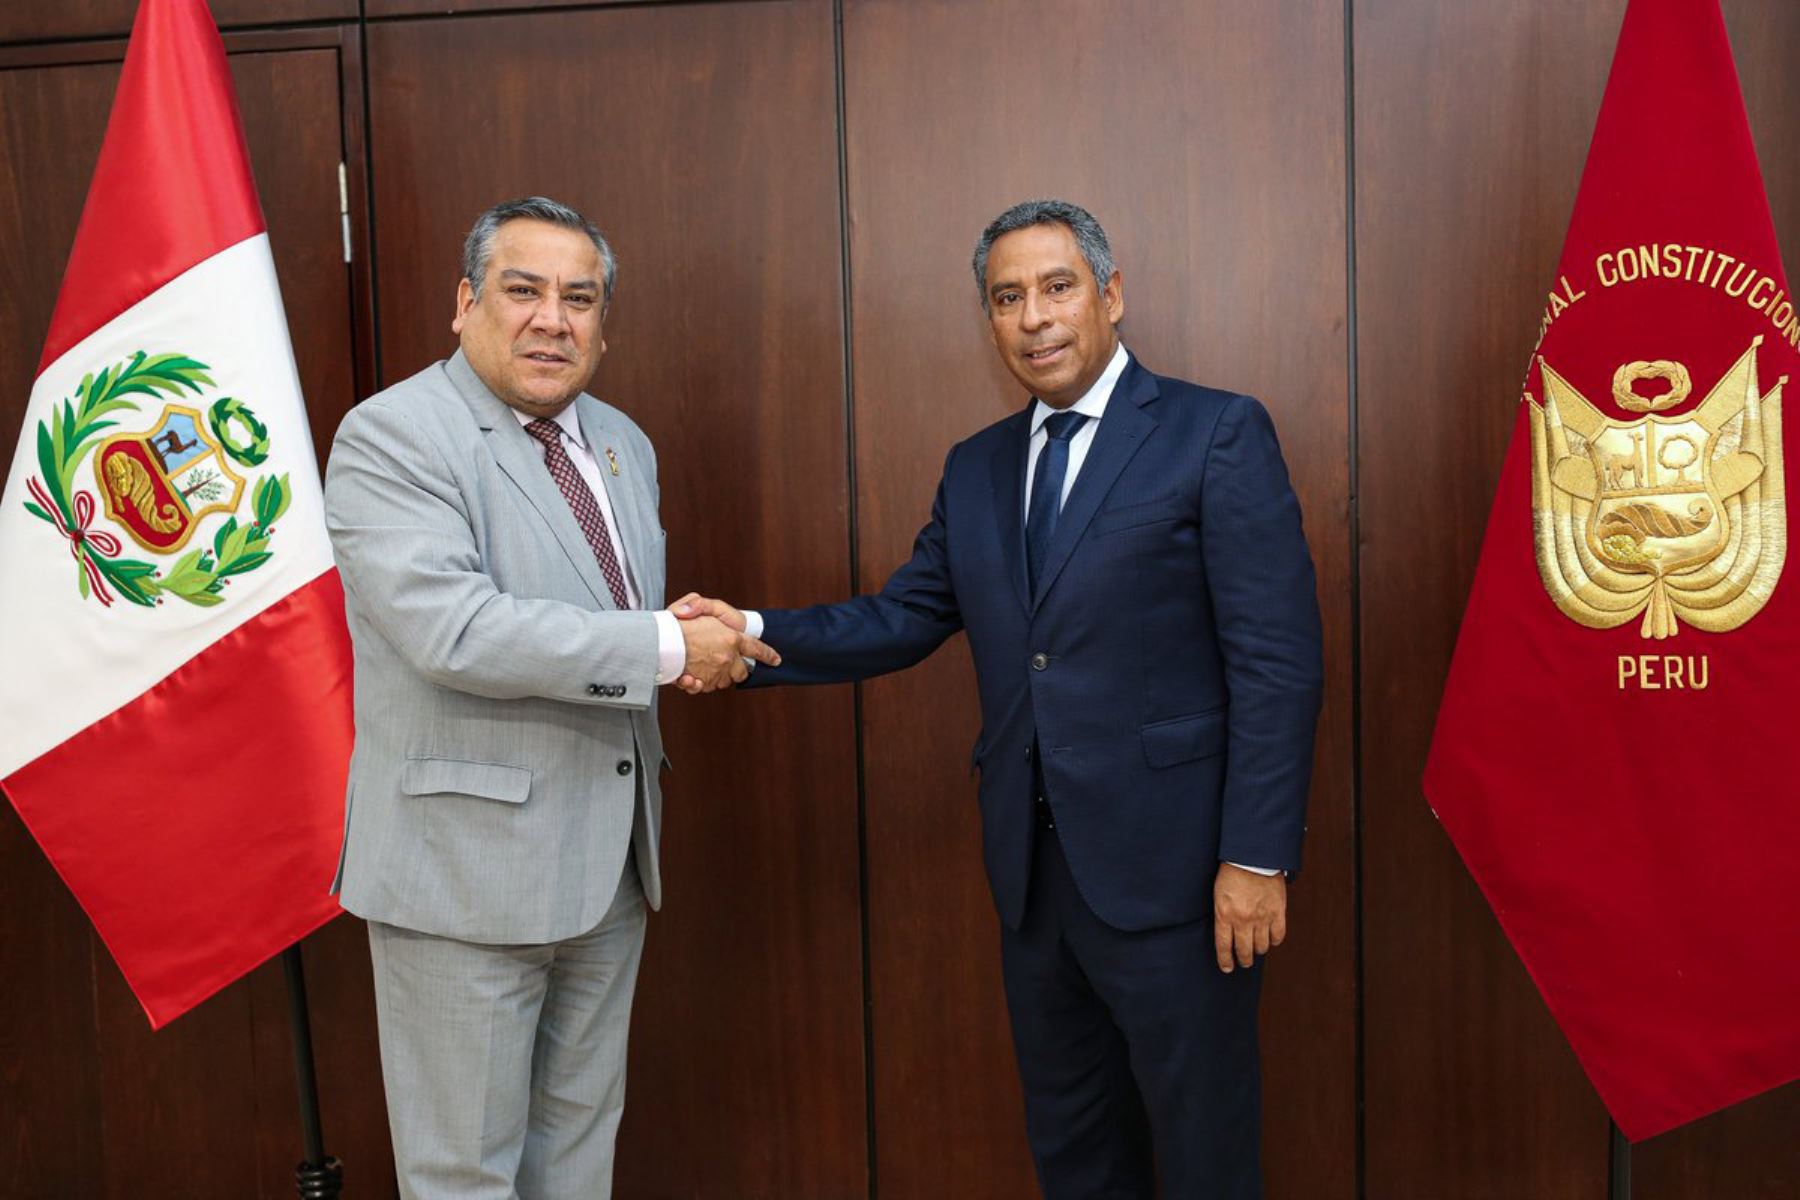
[1226,861,1283,877]
[652,609,687,685]
[743,610,764,639]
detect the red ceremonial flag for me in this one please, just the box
[1425,0,1800,1140]
[0,0,353,1028]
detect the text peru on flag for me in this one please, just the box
[1425,0,1800,1141]
[0,0,353,1028]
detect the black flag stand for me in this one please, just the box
[1610,1119,1631,1200]
[283,945,345,1198]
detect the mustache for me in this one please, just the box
[514,340,574,360]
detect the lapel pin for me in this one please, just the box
[604,447,621,476]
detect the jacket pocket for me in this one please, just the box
[1092,495,1187,535]
[401,757,533,804]
[1141,709,1226,769]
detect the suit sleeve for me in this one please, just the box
[324,398,660,708]
[1202,396,1324,871]
[747,447,966,686]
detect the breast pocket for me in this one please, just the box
[1091,495,1188,536]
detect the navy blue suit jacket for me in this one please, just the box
[750,355,1323,932]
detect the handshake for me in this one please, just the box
[669,592,774,695]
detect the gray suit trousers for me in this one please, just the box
[368,854,647,1200]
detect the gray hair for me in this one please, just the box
[971,198,1115,314]
[461,196,617,307]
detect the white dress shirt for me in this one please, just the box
[748,342,1275,875]
[1023,340,1130,518]
[513,407,686,686]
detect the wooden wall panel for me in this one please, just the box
[365,4,866,1195]
[842,3,1355,1197]
[0,0,355,46]
[1357,1,1800,1196]
[1354,2,1622,1194]
[0,49,120,1200]
[0,37,387,1198]
[366,0,659,17]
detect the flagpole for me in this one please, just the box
[283,945,345,1199]
[1609,1119,1631,1200]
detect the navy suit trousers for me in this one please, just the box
[1003,822,1262,1200]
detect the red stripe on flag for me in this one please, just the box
[36,0,264,375]
[2,572,353,1028]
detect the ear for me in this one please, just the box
[451,277,476,335]
[1102,270,1124,326]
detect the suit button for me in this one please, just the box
[586,683,602,696]
[1030,652,1049,671]
[1024,744,1033,761]
[616,760,633,776]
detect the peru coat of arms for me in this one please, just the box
[22,351,290,609]
[1528,338,1786,639]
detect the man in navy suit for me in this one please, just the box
[678,199,1322,1198]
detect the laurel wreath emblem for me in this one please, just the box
[21,351,290,609]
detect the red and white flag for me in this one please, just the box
[0,0,353,1028]
[1427,0,1800,1139]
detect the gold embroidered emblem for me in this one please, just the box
[1528,338,1786,639]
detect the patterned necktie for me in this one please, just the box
[1025,410,1089,597]
[524,418,631,608]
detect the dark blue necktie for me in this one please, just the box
[1025,410,1089,597]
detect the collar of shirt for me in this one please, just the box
[512,402,586,450]
[1028,341,1130,437]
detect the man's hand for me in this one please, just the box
[678,612,778,694]
[670,594,759,693]
[1213,863,1287,973]
[670,592,746,631]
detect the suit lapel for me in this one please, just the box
[446,351,614,609]
[989,407,1033,614]
[1031,360,1158,613]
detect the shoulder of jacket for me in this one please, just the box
[1143,369,1247,411]
[958,407,1030,454]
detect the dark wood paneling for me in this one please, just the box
[231,44,367,474]
[0,0,356,47]
[0,38,385,1197]
[842,3,1355,1196]
[1354,2,1622,1194]
[91,951,263,1197]
[366,4,865,1195]
[0,815,103,1195]
[0,49,116,1200]
[366,0,664,17]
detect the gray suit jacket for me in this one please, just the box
[324,350,667,944]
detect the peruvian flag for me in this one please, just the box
[1426,0,1800,1139]
[0,0,352,1028]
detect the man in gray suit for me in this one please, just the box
[324,196,775,1199]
